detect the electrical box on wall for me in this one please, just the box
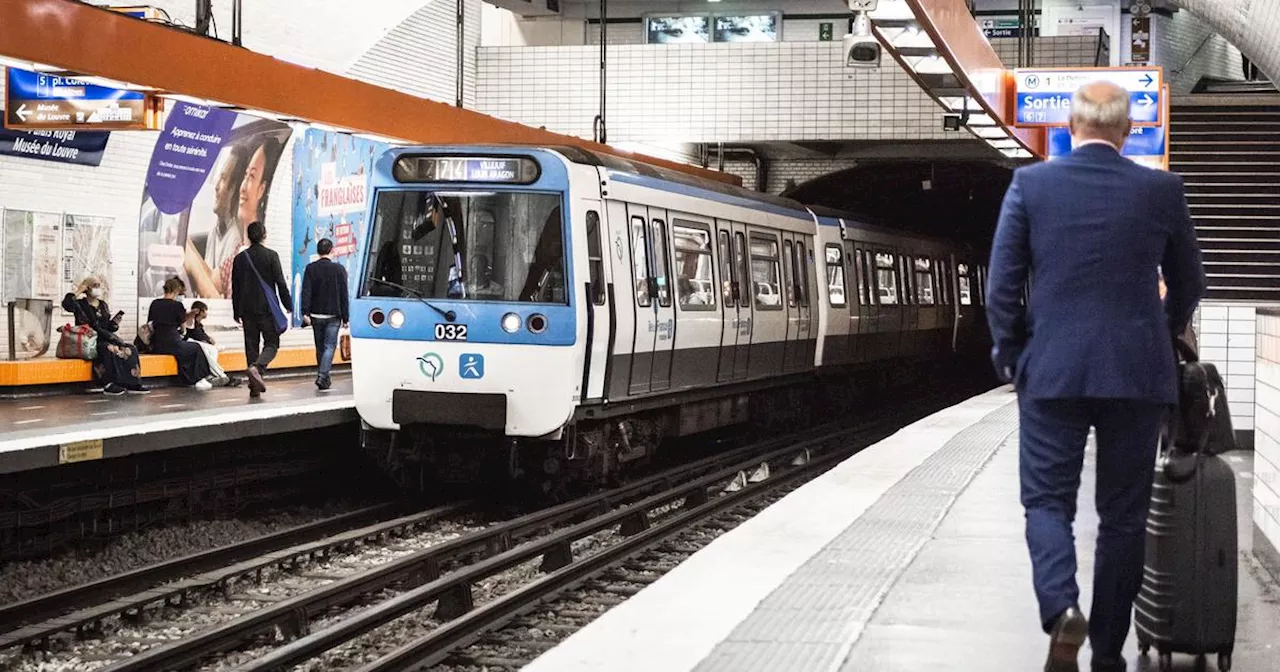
[485,0,561,18]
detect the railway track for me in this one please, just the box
[0,389,966,672]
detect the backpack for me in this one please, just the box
[134,321,155,354]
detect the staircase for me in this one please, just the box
[1169,97,1280,302]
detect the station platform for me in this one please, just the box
[526,387,1280,672]
[0,372,355,474]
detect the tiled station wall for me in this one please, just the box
[0,0,482,355]
[1152,10,1246,93]
[1197,306,1259,435]
[475,35,1102,145]
[1173,0,1280,88]
[1253,310,1280,574]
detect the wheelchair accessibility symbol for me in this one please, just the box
[460,353,485,380]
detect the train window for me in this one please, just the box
[749,234,783,311]
[651,219,672,308]
[957,263,972,305]
[862,249,876,305]
[719,230,735,306]
[361,189,565,304]
[874,252,899,305]
[939,260,950,305]
[853,247,866,305]
[796,242,810,307]
[586,211,606,306]
[672,223,715,310]
[825,245,847,308]
[734,232,750,308]
[898,255,912,305]
[631,216,651,308]
[782,241,797,308]
[913,258,935,305]
[976,265,985,305]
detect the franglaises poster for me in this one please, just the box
[289,129,388,326]
[136,102,292,329]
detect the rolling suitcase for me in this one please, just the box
[1133,450,1238,671]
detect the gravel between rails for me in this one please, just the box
[429,483,799,672]
[0,516,485,672]
[0,500,370,605]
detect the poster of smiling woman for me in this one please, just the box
[135,102,292,328]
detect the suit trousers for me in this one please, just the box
[1018,395,1164,659]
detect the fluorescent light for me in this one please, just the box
[972,126,1008,139]
[987,138,1021,150]
[160,93,233,107]
[1002,148,1034,159]
[867,0,916,22]
[904,55,952,75]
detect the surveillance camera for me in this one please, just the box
[843,33,881,68]
[942,114,963,131]
[847,0,879,10]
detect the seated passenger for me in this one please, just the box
[186,300,240,388]
[147,277,217,390]
[61,276,149,396]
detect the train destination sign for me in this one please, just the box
[1012,67,1163,128]
[394,156,541,184]
[3,67,158,132]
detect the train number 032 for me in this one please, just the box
[434,324,468,341]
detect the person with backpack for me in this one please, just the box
[231,221,291,398]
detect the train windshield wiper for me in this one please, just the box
[368,277,457,323]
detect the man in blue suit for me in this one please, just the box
[986,81,1205,672]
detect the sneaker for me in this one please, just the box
[246,365,267,394]
[316,377,332,391]
[103,384,126,396]
[126,385,151,395]
[194,379,213,391]
[249,388,262,399]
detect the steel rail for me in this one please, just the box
[101,419,890,672]
[232,418,901,672]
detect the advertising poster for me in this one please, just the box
[713,14,780,43]
[646,16,710,44]
[1,209,63,305]
[63,214,114,306]
[136,102,292,328]
[289,129,389,326]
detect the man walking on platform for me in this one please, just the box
[231,221,292,398]
[300,238,349,391]
[985,81,1205,672]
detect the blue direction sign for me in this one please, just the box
[1013,67,1163,127]
[1045,85,1169,170]
[3,67,155,131]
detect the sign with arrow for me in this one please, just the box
[1011,66,1164,127]
[3,67,159,132]
[1129,16,1151,65]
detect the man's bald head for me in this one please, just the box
[1068,80,1132,148]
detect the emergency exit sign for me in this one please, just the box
[819,22,834,41]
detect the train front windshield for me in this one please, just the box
[362,190,566,304]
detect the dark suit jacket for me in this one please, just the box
[231,243,292,322]
[985,142,1206,404]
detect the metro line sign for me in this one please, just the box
[3,67,160,132]
[1012,66,1164,128]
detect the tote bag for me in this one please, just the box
[243,251,289,335]
[56,323,98,360]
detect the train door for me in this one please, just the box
[780,234,798,370]
[648,214,675,392]
[822,241,851,366]
[746,230,786,378]
[669,218,718,389]
[580,203,612,401]
[796,238,815,367]
[732,225,753,379]
[714,223,740,382]
[625,205,656,395]
[604,200,636,401]
[952,257,974,353]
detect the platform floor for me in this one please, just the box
[526,387,1280,672]
[0,373,355,473]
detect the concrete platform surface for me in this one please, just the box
[525,387,1280,672]
[0,373,355,473]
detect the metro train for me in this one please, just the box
[350,145,992,491]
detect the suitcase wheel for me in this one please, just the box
[1138,641,1151,656]
[1195,654,1208,672]
[1158,651,1173,672]
[1218,652,1232,671]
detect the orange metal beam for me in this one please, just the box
[0,0,741,186]
[908,0,1046,158]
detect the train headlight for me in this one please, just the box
[501,312,522,334]
[388,309,406,329]
[369,308,386,327]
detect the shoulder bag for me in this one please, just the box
[243,251,289,334]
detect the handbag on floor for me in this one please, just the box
[55,323,98,360]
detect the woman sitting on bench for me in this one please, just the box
[147,277,223,389]
[62,277,149,396]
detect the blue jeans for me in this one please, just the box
[312,317,341,383]
[1018,396,1164,659]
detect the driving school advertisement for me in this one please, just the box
[135,102,292,329]
[289,129,388,326]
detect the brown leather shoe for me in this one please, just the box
[1045,606,1088,672]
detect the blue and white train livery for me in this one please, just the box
[350,145,990,489]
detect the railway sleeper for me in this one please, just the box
[435,582,475,621]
